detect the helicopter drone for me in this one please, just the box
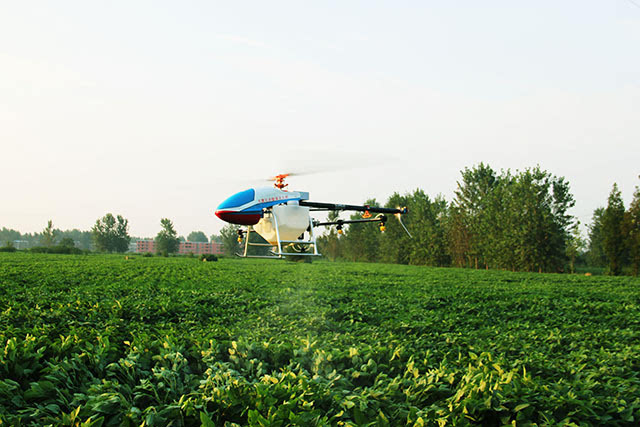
[215,173,411,258]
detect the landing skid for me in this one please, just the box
[236,213,321,259]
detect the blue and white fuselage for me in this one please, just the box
[215,187,309,225]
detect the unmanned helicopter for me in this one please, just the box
[215,173,411,258]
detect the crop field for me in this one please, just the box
[0,254,639,426]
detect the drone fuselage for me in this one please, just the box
[215,187,309,225]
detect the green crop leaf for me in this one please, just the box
[80,416,105,427]
[200,412,216,427]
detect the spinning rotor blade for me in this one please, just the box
[266,172,294,182]
[265,169,329,182]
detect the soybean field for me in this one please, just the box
[0,253,639,426]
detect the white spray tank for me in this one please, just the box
[252,198,310,245]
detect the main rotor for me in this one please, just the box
[270,173,291,189]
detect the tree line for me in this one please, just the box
[1,215,221,256]
[0,225,93,250]
[3,163,638,275]
[316,164,639,276]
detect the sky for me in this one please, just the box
[1,1,639,238]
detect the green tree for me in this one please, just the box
[248,230,272,257]
[318,210,343,261]
[446,204,472,268]
[404,191,449,267]
[57,229,93,250]
[503,168,574,272]
[220,224,240,256]
[155,218,180,255]
[602,183,626,275]
[456,166,574,273]
[587,208,607,267]
[92,213,131,253]
[40,220,56,247]
[624,180,640,276]
[379,192,412,265]
[17,231,39,248]
[377,190,451,267]
[566,222,586,274]
[187,231,208,242]
[453,163,498,269]
[0,228,21,245]
[1,240,16,251]
[341,199,382,262]
[59,237,76,248]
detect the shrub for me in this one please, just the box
[29,246,84,255]
[143,252,154,257]
[199,254,218,262]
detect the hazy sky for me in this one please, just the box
[1,1,639,238]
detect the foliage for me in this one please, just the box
[406,192,450,266]
[0,254,638,425]
[187,231,208,242]
[341,199,382,263]
[602,184,627,275]
[452,162,498,268]
[220,223,240,256]
[40,219,56,247]
[587,207,607,267]
[317,210,342,261]
[565,222,586,274]
[624,181,640,276]
[446,204,472,268]
[199,253,218,262]
[91,213,131,253]
[0,242,17,252]
[59,237,76,248]
[379,192,412,265]
[323,164,575,273]
[469,167,575,272]
[155,218,180,255]
[0,227,93,251]
[0,228,21,245]
[29,245,84,254]
[58,229,93,251]
[244,230,272,257]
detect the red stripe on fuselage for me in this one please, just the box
[215,210,261,225]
